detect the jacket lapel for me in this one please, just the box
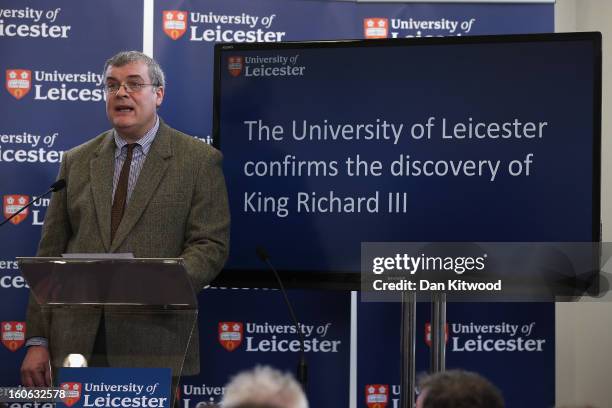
[110,123,173,252]
[90,131,115,252]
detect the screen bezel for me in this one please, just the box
[210,32,602,290]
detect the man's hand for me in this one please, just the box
[21,346,51,387]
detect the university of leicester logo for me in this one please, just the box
[1,321,26,352]
[425,322,449,347]
[365,384,389,408]
[3,195,29,225]
[218,321,243,351]
[363,18,388,39]
[6,69,31,100]
[60,382,82,407]
[163,10,188,40]
[228,57,244,77]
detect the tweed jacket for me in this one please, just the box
[25,120,230,375]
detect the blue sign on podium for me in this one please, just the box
[57,368,171,408]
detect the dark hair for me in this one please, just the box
[418,370,504,408]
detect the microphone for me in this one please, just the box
[49,179,66,192]
[0,179,66,227]
[256,246,308,388]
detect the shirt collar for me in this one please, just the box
[113,116,160,158]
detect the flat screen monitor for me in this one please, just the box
[212,32,601,289]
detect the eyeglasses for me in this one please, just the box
[104,81,159,94]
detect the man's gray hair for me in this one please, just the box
[103,51,165,88]
[221,366,308,408]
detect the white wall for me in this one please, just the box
[555,1,612,406]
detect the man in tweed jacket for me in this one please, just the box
[21,51,230,385]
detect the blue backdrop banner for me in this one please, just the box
[0,1,554,408]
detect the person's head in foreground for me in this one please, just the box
[220,366,308,408]
[416,369,504,408]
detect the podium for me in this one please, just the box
[18,257,198,405]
